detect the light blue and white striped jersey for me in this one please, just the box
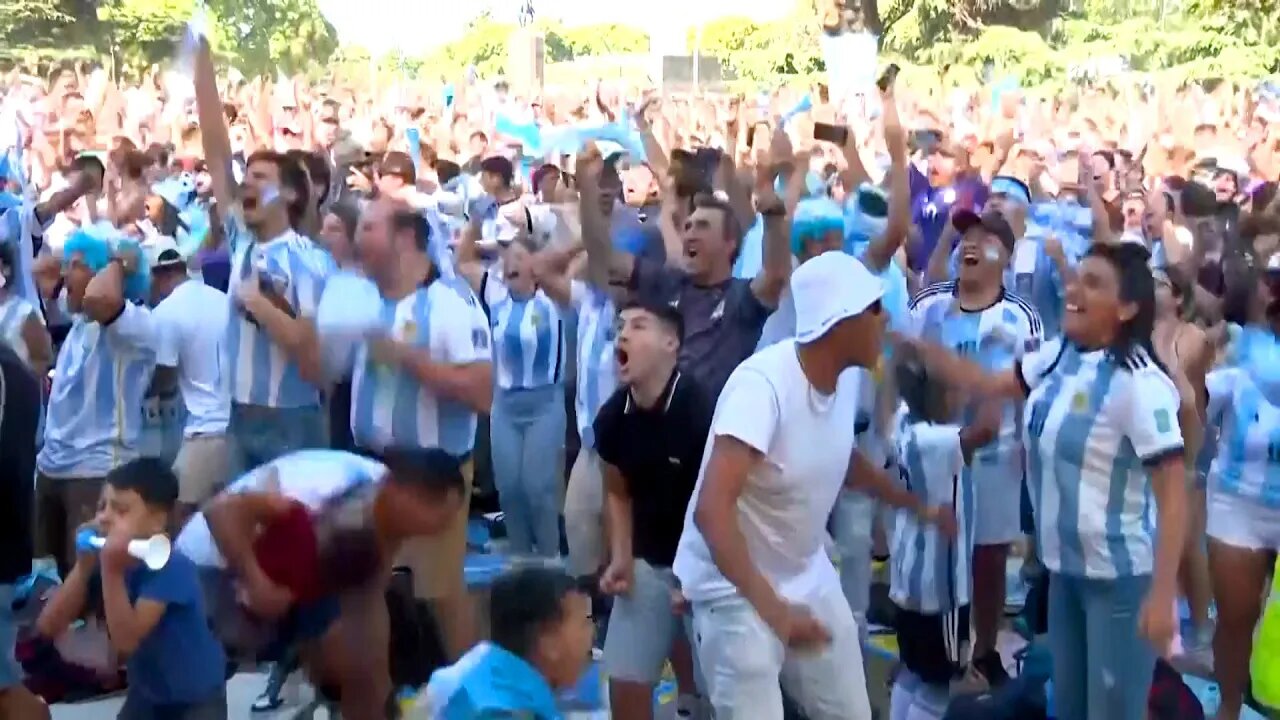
[437,274,492,455]
[890,410,973,613]
[569,279,616,449]
[0,201,52,313]
[910,281,1042,470]
[482,271,564,391]
[0,293,38,365]
[349,280,489,456]
[225,217,334,408]
[1205,367,1280,509]
[38,303,156,478]
[1027,200,1094,255]
[946,237,1072,339]
[1021,338,1184,579]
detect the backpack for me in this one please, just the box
[10,571,126,703]
[943,644,1051,720]
[1148,658,1205,720]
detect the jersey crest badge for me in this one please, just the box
[1070,391,1089,413]
[1154,408,1172,434]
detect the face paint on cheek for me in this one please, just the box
[983,245,1002,263]
[260,184,280,206]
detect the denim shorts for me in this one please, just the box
[0,584,21,689]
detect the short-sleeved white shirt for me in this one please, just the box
[153,279,231,436]
[673,339,861,604]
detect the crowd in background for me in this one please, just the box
[0,14,1277,720]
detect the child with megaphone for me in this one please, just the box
[35,458,228,719]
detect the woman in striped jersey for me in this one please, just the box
[903,242,1188,720]
[1202,251,1280,720]
[458,203,567,558]
[887,358,1000,720]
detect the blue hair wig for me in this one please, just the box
[116,237,152,302]
[63,228,113,274]
[790,198,845,256]
[63,226,151,303]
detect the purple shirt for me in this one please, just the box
[196,247,231,293]
[908,166,988,272]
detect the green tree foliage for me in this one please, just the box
[423,12,513,79]
[0,0,96,65]
[551,23,650,59]
[0,0,337,77]
[98,0,198,71]
[689,0,826,85]
[420,14,653,80]
[204,0,339,76]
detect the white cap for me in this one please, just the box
[793,251,884,344]
[144,235,183,269]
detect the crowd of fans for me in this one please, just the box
[0,14,1277,720]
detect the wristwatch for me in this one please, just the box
[760,203,787,217]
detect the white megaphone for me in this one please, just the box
[76,529,172,570]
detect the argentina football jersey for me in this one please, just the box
[485,272,564,390]
[225,216,333,408]
[1019,338,1184,578]
[569,280,616,448]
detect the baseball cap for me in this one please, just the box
[793,251,884,345]
[144,235,184,269]
[953,209,1017,254]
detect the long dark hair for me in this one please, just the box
[1086,243,1167,374]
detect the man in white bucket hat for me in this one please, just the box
[673,251,944,719]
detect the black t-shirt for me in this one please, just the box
[592,370,712,568]
[0,344,41,584]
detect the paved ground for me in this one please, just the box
[52,673,326,719]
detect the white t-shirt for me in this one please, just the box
[175,449,387,568]
[152,279,231,436]
[672,339,862,604]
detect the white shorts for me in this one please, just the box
[970,456,1022,546]
[1206,489,1280,551]
[690,581,873,720]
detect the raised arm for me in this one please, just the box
[749,126,795,309]
[192,35,236,212]
[575,149,633,288]
[862,86,910,273]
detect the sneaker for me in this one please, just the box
[676,693,708,720]
[250,662,291,713]
[971,651,1010,688]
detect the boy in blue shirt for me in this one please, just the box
[423,567,594,719]
[38,458,227,719]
